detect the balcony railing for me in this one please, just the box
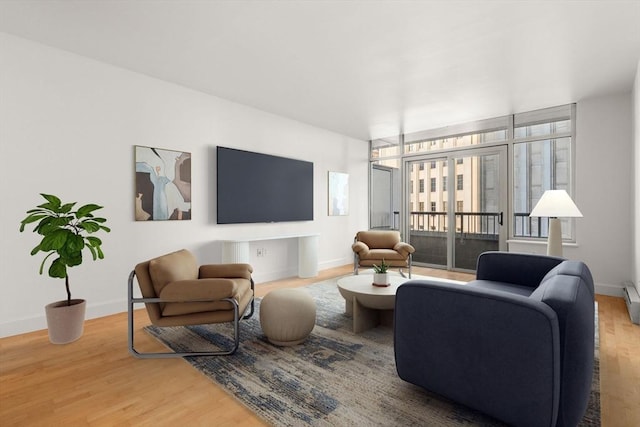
[406,211,547,269]
[409,211,550,238]
[409,211,501,236]
[513,212,547,238]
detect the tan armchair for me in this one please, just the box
[127,249,255,358]
[352,230,415,278]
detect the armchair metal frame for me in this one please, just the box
[127,270,255,358]
[353,251,412,278]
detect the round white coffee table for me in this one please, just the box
[337,273,410,333]
[337,273,465,333]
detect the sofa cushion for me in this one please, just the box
[541,260,595,298]
[356,230,401,248]
[469,280,535,297]
[199,263,253,280]
[149,249,198,296]
[161,278,251,316]
[476,252,563,288]
[357,248,407,261]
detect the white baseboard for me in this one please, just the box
[594,282,625,297]
[252,258,351,284]
[0,299,126,339]
[319,257,352,271]
[0,314,47,338]
[253,268,299,284]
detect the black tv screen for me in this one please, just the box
[216,146,314,224]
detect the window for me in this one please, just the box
[456,201,464,212]
[403,116,509,154]
[369,104,575,243]
[370,136,400,158]
[419,202,424,212]
[513,104,575,239]
[443,201,448,212]
[369,155,401,230]
[410,180,414,194]
[419,179,425,193]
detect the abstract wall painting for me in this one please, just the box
[328,171,349,216]
[135,145,191,221]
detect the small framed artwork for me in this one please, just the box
[134,145,191,221]
[328,171,349,216]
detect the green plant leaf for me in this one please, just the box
[20,213,48,225]
[39,229,70,251]
[37,216,72,235]
[79,221,100,233]
[35,216,69,235]
[34,217,52,235]
[76,204,103,218]
[62,250,83,267]
[38,252,56,275]
[40,194,62,211]
[48,257,67,278]
[25,208,49,214]
[66,234,85,252]
[86,236,102,247]
[19,214,48,231]
[59,202,76,214]
[87,245,97,261]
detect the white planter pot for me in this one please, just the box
[373,273,389,286]
[45,299,86,344]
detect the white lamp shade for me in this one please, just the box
[529,190,583,218]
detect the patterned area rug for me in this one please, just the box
[146,278,601,426]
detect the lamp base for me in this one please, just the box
[547,218,563,257]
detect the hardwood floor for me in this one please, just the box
[1,265,638,426]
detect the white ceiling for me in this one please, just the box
[1,1,639,141]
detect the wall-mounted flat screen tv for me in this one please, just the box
[216,146,314,224]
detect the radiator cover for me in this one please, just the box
[623,284,640,325]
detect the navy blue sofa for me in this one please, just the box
[394,252,595,427]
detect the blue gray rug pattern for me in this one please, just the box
[146,278,601,426]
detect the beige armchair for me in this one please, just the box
[352,230,415,278]
[127,249,254,358]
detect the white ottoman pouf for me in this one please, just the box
[260,288,316,346]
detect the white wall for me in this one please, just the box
[509,92,634,296]
[575,93,633,295]
[633,60,640,293]
[0,34,369,337]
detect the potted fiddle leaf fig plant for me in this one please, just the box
[372,259,390,287]
[19,193,111,344]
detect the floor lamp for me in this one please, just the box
[529,190,583,258]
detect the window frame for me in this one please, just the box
[369,103,577,244]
